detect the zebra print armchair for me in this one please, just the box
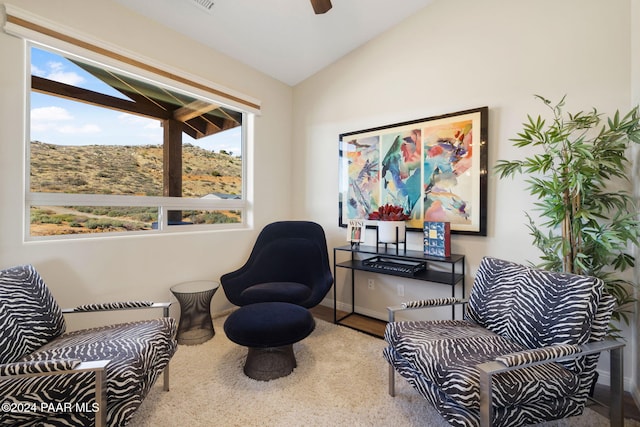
[0,264,178,427]
[384,256,624,427]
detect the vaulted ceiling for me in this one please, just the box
[113,0,434,86]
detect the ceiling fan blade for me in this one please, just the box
[310,0,332,14]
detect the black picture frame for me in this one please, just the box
[338,106,488,236]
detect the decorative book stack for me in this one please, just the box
[423,221,451,258]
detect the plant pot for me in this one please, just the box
[377,221,406,243]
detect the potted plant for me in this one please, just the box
[368,204,411,243]
[494,95,640,334]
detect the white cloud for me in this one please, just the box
[31,122,53,133]
[31,64,46,77]
[48,71,85,86]
[31,107,100,136]
[117,113,161,142]
[118,113,158,127]
[31,106,73,122]
[45,61,85,86]
[144,121,161,130]
[58,124,101,134]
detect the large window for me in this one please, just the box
[27,44,251,239]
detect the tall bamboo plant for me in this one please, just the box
[495,95,640,332]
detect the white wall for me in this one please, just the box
[0,0,293,327]
[292,0,636,390]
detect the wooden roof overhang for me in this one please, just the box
[31,63,241,212]
[31,61,242,140]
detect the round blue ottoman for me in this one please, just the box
[223,302,315,381]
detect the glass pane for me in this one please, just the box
[181,138,242,199]
[30,45,243,199]
[167,209,241,225]
[29,111,164,196]
[30,206,158,236]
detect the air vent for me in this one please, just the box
[190,0,214,13]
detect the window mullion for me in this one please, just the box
[28,193,245,210]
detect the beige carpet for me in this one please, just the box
[129,316,633,427]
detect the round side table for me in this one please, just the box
[170,280,219,345]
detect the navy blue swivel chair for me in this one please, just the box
[220,221,333,308]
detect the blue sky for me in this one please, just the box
[30,46,242,155]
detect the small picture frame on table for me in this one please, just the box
[347,219,365,248]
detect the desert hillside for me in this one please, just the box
[30,141,241,196]
[29,141,242,236]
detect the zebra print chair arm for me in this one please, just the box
[62,301,171,317]
[387,298,467,322]
[494,344,582,367]
[477,339,625,427]
[0,359,82,376]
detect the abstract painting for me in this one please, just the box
[339,107,488,235]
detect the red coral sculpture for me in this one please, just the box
[367,204,410,221]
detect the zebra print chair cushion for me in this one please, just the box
[384,256,615,427]
[465,257,601,348]
[0,265,177,426]
[0,265,66,365]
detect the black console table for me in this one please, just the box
[333,245,465,336]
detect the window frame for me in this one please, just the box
[17,34,256,240]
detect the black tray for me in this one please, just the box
[361,256,426,277]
